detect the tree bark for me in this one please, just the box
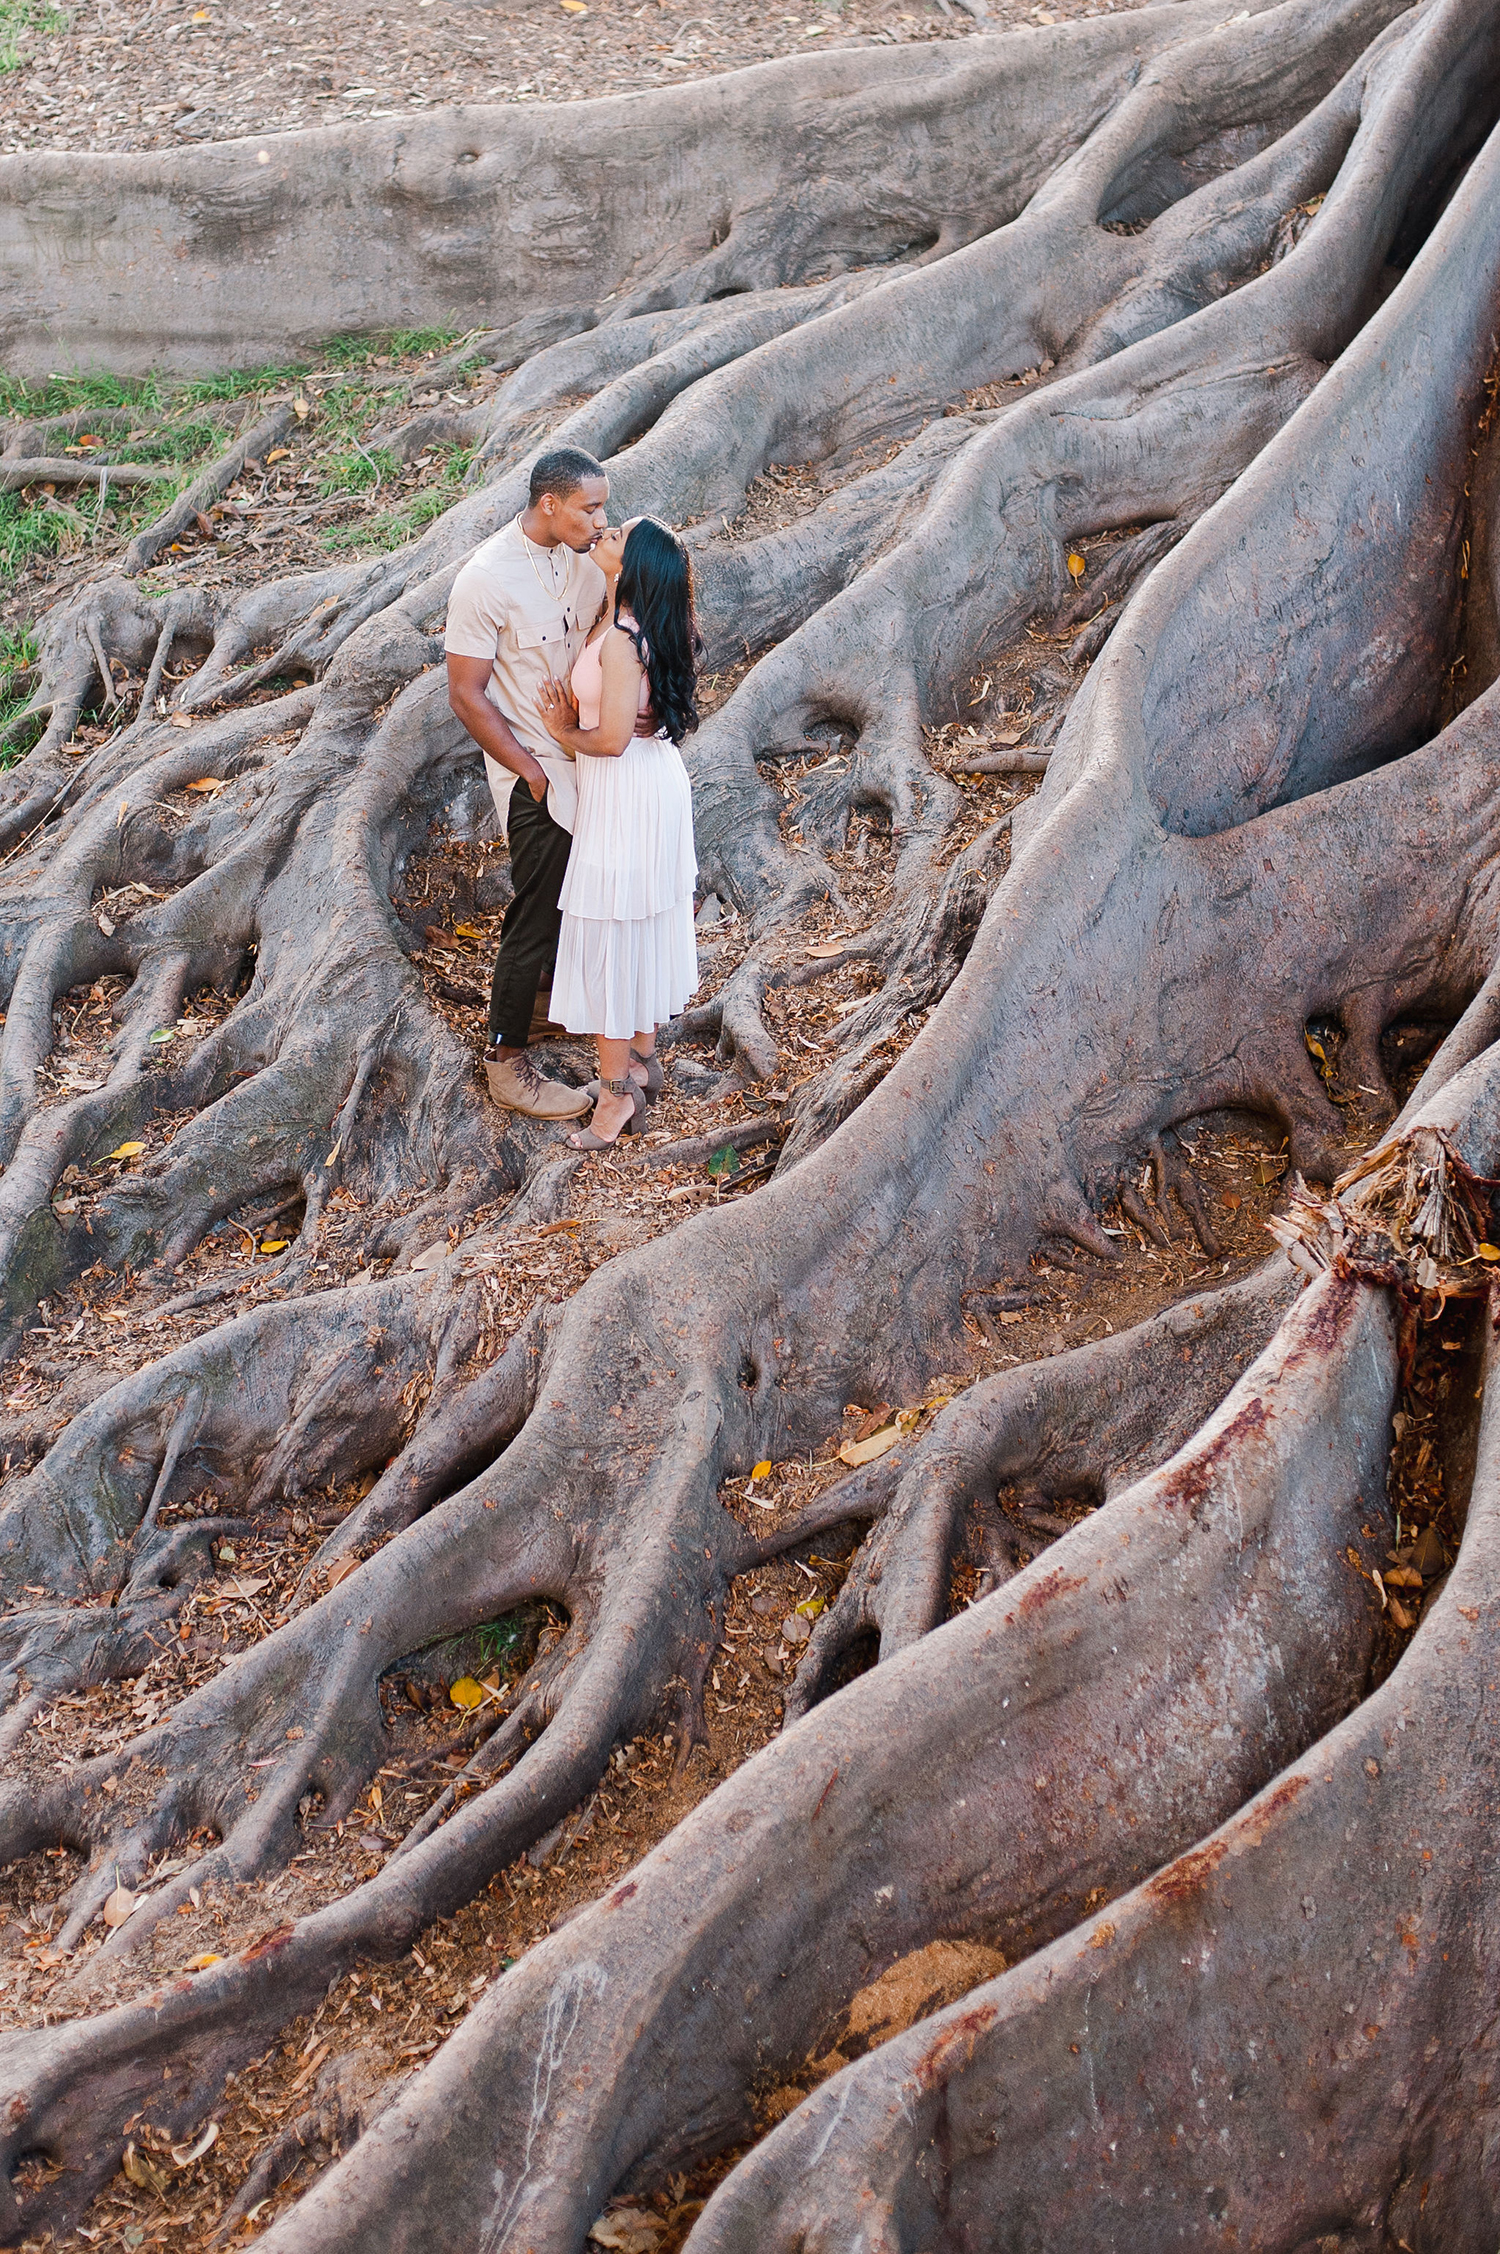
[0,0,1498,2243]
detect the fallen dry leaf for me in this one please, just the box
[122,2142,171,2196]
[102,1140,145,1161]
[326,1555,359,1589]
[838,1423,901,1467]
[186,1952,224,1971]
[218,1574,270,1601]
[102,1884,137,1928]
[587,2214,660,2252]
[169,2120,219,2169]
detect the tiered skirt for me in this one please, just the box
[553,731,699,1039]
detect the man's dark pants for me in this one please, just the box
[488,782,572,1049]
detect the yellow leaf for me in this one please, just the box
[123,2142,171,2195]
[453,922,485,940]
[838,1423,901,1467]
[1066,552,1086,580]
[1479,1243,1500,1262]
[103,1140,145,1161]
[750,1460,772,1481]
[184,777,225,794]
[923,1394,952,1414]
[1304,1032,1328,1065]
[259,1239,289,1254]
[187,1952,223,1970]
[795,1594,824,1621]
[265,447,292,463]
[561,1,589,11]
[450,1676,484,1711]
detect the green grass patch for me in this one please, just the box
[321,444,476,554]
[0,626,41,768]
[0,0,67,71]
[318,441,398,498]
[324,327,462,371]
[0,347,477,595]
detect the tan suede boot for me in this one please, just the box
[483,1047,589,1119]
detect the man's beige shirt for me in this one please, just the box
[444,518,606,835]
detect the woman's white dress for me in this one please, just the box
[552,620,698,1040]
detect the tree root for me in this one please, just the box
[0,2,1285,377]
[683,1309,1500,2253]
[782,1254,1298,1714]
[230,1251,1398,2254]
[1,6,1499,2243]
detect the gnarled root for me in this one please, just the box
[783,1253,1297,1714]
[685,1297,1500,2252]
[238,1252,1397,2254]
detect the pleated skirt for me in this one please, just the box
[553,731,699,1040]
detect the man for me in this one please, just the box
[445,446,613,1119]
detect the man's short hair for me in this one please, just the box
[529,447,606,505]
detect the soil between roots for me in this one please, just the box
[0,1026,1434,2247]
[0,4,1488,2236]
[0,0,1103,164]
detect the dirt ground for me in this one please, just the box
[0,679,1444,2250]
[0,0,1111,159]
[0,9,1451,2249]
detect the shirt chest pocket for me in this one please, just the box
[515,623,568,658]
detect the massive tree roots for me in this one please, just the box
[1,0,1500,2240]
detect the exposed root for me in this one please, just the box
[783,1254,1297,1713]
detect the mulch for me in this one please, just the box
[0,3,1387,2244]
[0,0,1105,160]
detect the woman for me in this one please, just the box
[536,515,700,1149]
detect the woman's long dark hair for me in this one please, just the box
[614,517,701,745]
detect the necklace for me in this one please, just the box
[516,516,571,603]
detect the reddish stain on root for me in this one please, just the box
[1013,1569,1087,1620]
[1146,1836,1229,1906]
[914,2002,1000,2092]
[1239,1770,1309,1844]
[1157,1397,1271,1517]
[238,1922,295,1963]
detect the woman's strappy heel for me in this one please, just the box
[630,1044,665,1101]
[584,1046,663,1104]
[568,1077,647,1151]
